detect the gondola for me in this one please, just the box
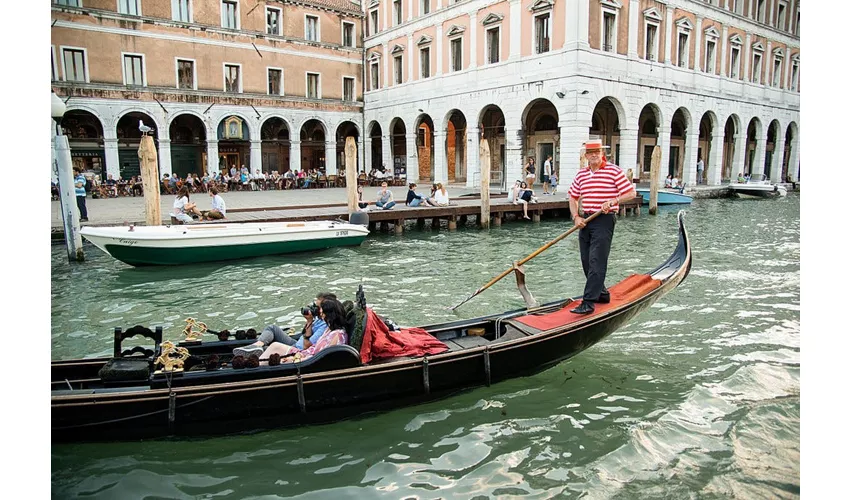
[52,212,692,443]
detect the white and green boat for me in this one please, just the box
[80,221,369,267]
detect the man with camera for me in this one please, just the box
[233,292,337,358]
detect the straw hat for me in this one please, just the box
[583,139,610,152]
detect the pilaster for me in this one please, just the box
[433,129,447,183]
[743,33,752,82]
[290,140,302,172]
[505,128,523,186]
[509,0,521,60]
[564,0,590,50]
[684,129,700,186]
[365,137,373,174]
[628,0,640,59]
[664,8,673,66]
[436,25,444,75]
[206,139,219,175]
[158,138,172,180]
[694,16,703,72]
[720,25,729,77]
[709,131,725,185]
[103,137,120,179]
[382,134,392,171]
[469,12,478,69]
[383,41,390,88]
[788,137,800,182]
[465,127,480,188]
[657,126,670,187]
[406,132,419,183]
[618,127,639,180]
[250,140,262,174]
[754,127,768,177]
[769,134,782,183]
[732,133,746,178]
[558,123,590,187]
[326,141,338,175]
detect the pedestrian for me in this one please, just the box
[73,167,89,222]
[524,157,536,188]
[696,156,704,185]
[542,155,553,194]
[375,182,396,209]
[567,139,636,315]
[204,187,227,220]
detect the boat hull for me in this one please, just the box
[729,184,787,198]
[81,222,368,266]
[635,189,693,205]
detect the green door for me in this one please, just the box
[171,145,202,178]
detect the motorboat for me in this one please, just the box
[635,188,693,205]
[729,174,788,198]
[80,221,369,266]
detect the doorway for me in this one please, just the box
[538,143,553,183]
[668,146,679,177]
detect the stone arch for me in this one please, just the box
[521,99,559,185]
[260,116,292,174]
[166,109,208,133]
[722,114,741,181]
[697,111,718,184]
[386,117,406,177]
[260,114,294,136]
[782,121,799,182]
[116,110,160,180]
[444,109,468,182]
[415,113,435,182]
[368,120,383,171]
[765,118,782,179]
[299,119,327,172]
[590,97,624,164]
[745,117,763,176]
[169,113,208,178]
[335,120,360,176]
[669,107,692,179]
[217,114,253,174]
[637,103,663,178]
[479,104,507,187]
[115,108,164,139]
[215,113,254,140]
[60,109,107,182]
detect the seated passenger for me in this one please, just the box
[203,187,226,220]
[405,182,435,207]
[259,297,349,364]
[432,182,450,206]
[233,292,338,358]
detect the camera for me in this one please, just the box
[301,303,320,317]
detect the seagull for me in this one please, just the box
[139,120,153,135]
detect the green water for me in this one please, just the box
[51,195,800,498]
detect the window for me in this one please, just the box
[730,46,740,79]
[118,0,140,15]
[790,59,799,91]
[421,0,430,15]
[731,0,743,15]
[705,40,716,73]
[224,63,241,92]
[450,38,462,71]
[51,47,58,81]
[487,27,500,64]
[343,77,355,101]
[795,11,800,35]
[370,62,380,90]
[172,0,191,22]
[122,53,144,86]
[177,58,195,89]
[393,0,402,26]
[369,10,378,36]
[534,13,551,54]
[756,0,766,23]
[677,33,688,67]
[772,57,782,87]
[306,73,320,98]
[420,47,430,78]
[268,68,283,95]
[394,54,403,84]
[266,7,281,35]
[305,15,319,42]
[603,12,616,52]
[752,52,762,84]
[343,22,355,48]
[777,2,787,30]
[54,0,81,6]
[62,47,86,82]
[645,24,658,60]
[221,1,237,29]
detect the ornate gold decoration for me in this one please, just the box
[223,116,243,140]
[154,341,190,373]
[182,317,208,342]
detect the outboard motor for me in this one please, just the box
[349,211,369,226]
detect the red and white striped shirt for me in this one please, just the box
[568,162,634,214]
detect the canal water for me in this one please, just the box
[51,195,800,498]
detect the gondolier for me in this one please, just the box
[567,139,636,314]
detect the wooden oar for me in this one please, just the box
[450,208,606,311]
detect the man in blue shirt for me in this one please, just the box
[73,168,88,222]
[233,292,337,358]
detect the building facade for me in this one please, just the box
[51,0,365,181]
[362,0,800,188]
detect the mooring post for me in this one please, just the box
[649,145,661,215]
[139,135,162,226]
[345,137,358,212]
[493,214,502,226]
[394,219,404,234]
[479,136,491,229]
[54,131,85,262]
[448,215,457,231]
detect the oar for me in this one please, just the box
[449,208,606,311]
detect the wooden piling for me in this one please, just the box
[649,145,661,215]
[139,135,161,226]
[448,216,457,231]
[394,219,404,234]
[493,214,502,226]
[479,136,491,229]
[345,137,357,213]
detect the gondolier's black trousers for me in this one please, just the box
[578,212,616,302]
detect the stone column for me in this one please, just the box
[732,132,746,178]
[469,13,477,69]
[709,130,725,185]
[754,127,767,177]
[721,25,729,77]
[657,126,670,188]
[683,128,700,186]
[765,41,773,85]
[103,136,120,179]
[406,132,419,183]
[357,136,364,173]
[664,9,673,66]
[250,139,262,173]
[465,126,480,188]
[436,25,443,76]
[505,128,524,187]
[558,123,590,187]
[382,42,390,88]
[382,133,392,172]
[433,129,447,183]
[769,134,782,182]
[628,0,640,59]
[618,127,639,178]
[565,0,590,50]
[509,0,521,59]
[408,34,414,81]
[743,33,752,82]
[407,0,413,22]
[206,139,219,175]
[290,140,302,172]
[325,141,338,175]
[365,137,373,173]
[157,138,172,180]
[788,136,800,182]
